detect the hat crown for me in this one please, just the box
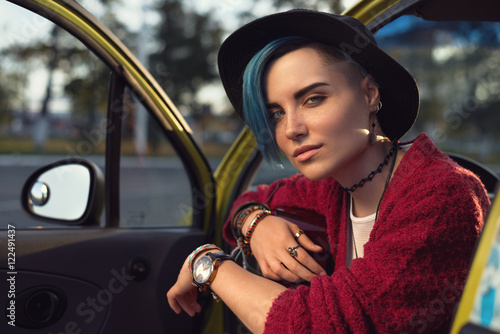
[285,9,378,45]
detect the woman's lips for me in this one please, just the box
[293,145,322,162]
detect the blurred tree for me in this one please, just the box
[269,0,344,13]
[1,25,111,149]
[0,65,25,132]
[236,0,345,23]
[150,0,223,116]
[1,0,134,151]
[1,26,63,149]
[63,3,134,136]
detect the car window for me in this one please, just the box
[376,16,500,175]
[118,90,191,227]
[0,2,192,228]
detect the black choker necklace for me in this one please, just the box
[341,146,396,193]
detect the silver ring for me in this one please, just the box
[288,245,300,258]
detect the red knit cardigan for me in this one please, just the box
[223,133,490,333]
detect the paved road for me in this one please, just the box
[0,155,297,229]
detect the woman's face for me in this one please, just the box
[264,47,380,182]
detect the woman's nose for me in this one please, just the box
[285,114,308,140]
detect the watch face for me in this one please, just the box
[193,256,213,284]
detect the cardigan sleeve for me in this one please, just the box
[264,154,489,333]
[222,174,338,246]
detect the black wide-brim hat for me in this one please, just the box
[218,9,419,141]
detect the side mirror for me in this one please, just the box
[21,159,104,225]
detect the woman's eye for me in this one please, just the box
[305,96,325,105]
[271,110,285,120]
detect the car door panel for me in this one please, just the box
[2,270,106,333]
[1,228,206,333]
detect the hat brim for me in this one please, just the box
[218,9,419,140]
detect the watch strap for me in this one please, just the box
[192,252,233,292]
[208,252,234,262]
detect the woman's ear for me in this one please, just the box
[362,74,380,110]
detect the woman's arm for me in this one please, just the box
[167,250,287,334]
[224,174,335,282]
[212,260,286,333]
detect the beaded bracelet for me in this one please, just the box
[236,206,267,235]
[235,207,267,251]
[230,202,266,227]
[242,210,272,255]
[231,202,270,240]
[187,244,222,278]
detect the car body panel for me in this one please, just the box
[451,198,500,333]
[212,127,260,245]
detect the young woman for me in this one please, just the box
[167,10,490,333]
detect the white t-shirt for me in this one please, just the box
[350,201,376,259]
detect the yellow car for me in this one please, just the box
[0,0,498,333]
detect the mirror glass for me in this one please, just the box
[28,164,91,221]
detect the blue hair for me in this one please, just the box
[242,36,368,164]
[242,37,301,164]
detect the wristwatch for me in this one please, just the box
[192,252,233,291]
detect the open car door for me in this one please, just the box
[0,0,217,333]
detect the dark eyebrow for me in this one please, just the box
[266,82,329,110]
[266,102,281,111]
[293,82,329,100]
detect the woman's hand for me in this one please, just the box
[166,258,201,317]
[245,214,327,282]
